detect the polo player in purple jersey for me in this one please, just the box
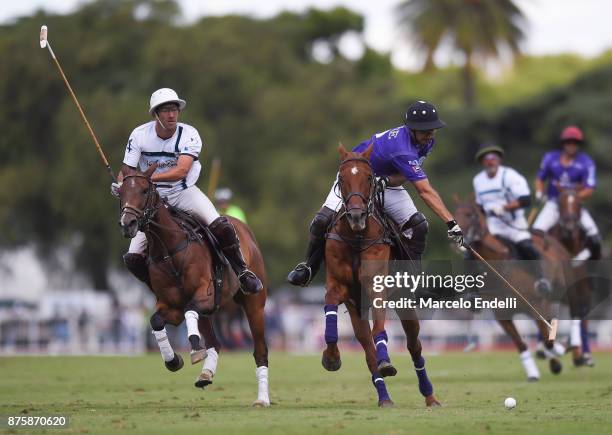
[287,100,464,387]
[533,125,601,366]
[533,125,601,260]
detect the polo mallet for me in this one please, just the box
[40,25,116,182]
[527,202,541,227]
[464,243,558,340]
[207,157,222,198]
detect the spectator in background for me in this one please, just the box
[215,188,248,223]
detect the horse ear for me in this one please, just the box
[362,142,374,160]
[452,193,460,204]
[338,142,348,160]
[143,163,158,179]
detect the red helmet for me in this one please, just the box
[560,126,584,143]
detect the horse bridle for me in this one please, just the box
[558,190,581,232]
[120,174,160,231]
[336,156,376,217]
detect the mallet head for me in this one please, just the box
[40,25,48,48]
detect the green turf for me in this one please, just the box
[1,351,611,434]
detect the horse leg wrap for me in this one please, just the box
[581,321,591,354]
[255,366,270,405]
[374,330,390,365]
[371,372,391,403]
[520,350,540,380]
[570,319,582,348]
[203,347,219,376]
[185,310,203,350]
[123,253,151,288]
[413,356,433,397]
[324,304,339,344]
[152,328,175,362]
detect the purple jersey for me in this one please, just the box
[352,125,434,182]
[536,150,596,198]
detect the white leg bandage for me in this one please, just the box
[185,310,200,338]
[203,347,219,376]
[255,366,270,405]
[570,319,582,348]
[520,350,540,380]
[152,328,175,362]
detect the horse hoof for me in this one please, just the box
[378,361,397,377]
[527,376,540,382]
[165,353,184,372]
[321,356,341,372]
[378,399,394,408]
[535,349,546,360]
[190,349,207,365]
[426,395,442,407]
[252,399,270,408]
[549,358,562,375]
[194,369,214,389]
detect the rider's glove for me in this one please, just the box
[535,191,546,203]
[111,181,122,198]
[486,204,506,217]
[446,219,464,247]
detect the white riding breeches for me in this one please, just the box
[322,174,418,228]
[128,186,220,254]
[532,200,599,236]
[487,216,531,243]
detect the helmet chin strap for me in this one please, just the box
[155,112,168,131]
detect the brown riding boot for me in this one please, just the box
[209,216,263,294]
[123,253,152,289]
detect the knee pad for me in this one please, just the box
[210,216,239,246]
[516,239,540,261]
[310,207,334,239]
[401,212,428,254]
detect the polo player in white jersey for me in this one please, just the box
[112,88,263,295]
[472,144,551,295]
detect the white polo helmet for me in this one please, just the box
[149,88,186,115]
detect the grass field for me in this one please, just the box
[1,351,611,434]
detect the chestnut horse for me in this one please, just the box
[552,188,593,365]
[118,165,269,406]
[454,197,568,379]
[321,144,440,408]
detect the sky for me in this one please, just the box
[3,0,612,69]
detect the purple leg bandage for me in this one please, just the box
[324,304,338,344]
[413,356,433,397]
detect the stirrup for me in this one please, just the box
[289,262,313,287]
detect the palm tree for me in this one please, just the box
[397,0,526,106]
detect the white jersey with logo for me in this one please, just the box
[123,121,203,196]
[473,165,531,242]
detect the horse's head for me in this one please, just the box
[337,143,375,232]
[453,194,487,245]
[558,187,581,233]
[118,164,158,238]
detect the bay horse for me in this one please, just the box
[551,188,594,366]
[118,164,270,406]
[322,144,440,408]
[454,196,568,379]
